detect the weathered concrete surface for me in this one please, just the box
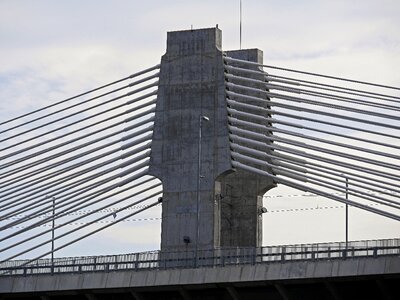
[1,256,399,294]
[218,49,275,247]
[148,27,275,253]
[149,27,230,252]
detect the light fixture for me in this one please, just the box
[195,114,210,266]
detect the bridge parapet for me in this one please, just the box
[1,238,398,276]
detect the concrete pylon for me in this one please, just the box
[149,27,275,253]
[219,48,275,248]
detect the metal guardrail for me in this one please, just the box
[1,238,399,276]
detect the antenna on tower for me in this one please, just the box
[240,0,242,49]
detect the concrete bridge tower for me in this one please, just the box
[149,27,275,253]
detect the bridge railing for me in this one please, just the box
[1,238,399,276]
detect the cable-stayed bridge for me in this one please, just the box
[0,27,399,299]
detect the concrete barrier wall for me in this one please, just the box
[1,255,399,294]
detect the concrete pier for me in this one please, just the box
[148,28,230,252]
[149,27,275,253]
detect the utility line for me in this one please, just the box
[5,217,161,229]
[2,202,383,230]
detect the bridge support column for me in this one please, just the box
[149,27,275,255]
[149,27,229,254]
[218,49,275,248]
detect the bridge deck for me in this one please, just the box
[1,239,399,299]
[1,255,399,299]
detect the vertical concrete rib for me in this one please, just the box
[219,49,275,247]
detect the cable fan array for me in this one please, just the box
[1,53,399,268]
[0,64,163,264]
[224,56,400,221]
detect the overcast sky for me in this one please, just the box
[0,0,399,258]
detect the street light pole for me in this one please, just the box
[195,115,209,267]
[51,196,55,269]
[345,177,349,251]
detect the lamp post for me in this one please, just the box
[51,196,55,270]
[345,177,349,251]
[195,115,209,267]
